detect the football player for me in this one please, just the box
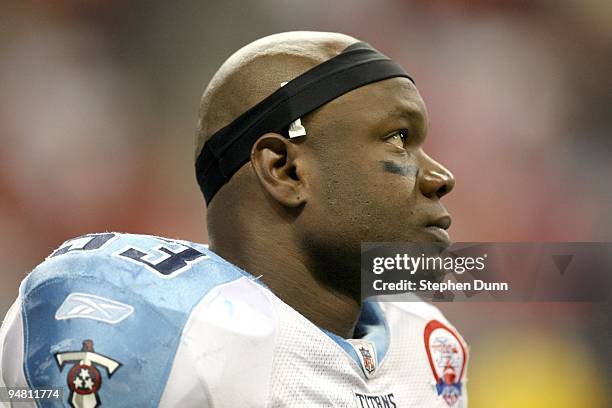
[0,31,468,407]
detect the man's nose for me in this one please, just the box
[418,154,455,200]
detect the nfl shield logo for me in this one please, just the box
[347,339,378,379]
[359,346,376,374]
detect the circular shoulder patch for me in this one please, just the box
[424,320,467,406]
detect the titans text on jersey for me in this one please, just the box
[0,233,468,407]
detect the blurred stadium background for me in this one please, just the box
[1,1,610,406]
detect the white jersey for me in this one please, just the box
[0,233,468,407]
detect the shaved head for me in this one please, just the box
[195,31,357,160]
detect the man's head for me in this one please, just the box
[196,31,454,298]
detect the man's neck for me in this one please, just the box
[210,237,361,338]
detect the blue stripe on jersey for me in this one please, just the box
[20,233,250,407]
[355,301,390,361]
[321,301,390,373]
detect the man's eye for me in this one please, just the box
[387,130,410,148]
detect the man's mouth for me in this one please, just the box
[424,215,452,244]
[426,215,452,230]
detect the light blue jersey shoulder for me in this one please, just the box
[19,232,250,407]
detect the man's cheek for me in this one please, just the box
[379,160,418,179]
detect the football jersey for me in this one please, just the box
[0,233,468,407]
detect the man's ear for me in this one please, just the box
[250,133,307,207]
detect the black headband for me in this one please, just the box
[196,41,414,204]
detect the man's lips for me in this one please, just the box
[424,215,452,244]
[426,215,452,230]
